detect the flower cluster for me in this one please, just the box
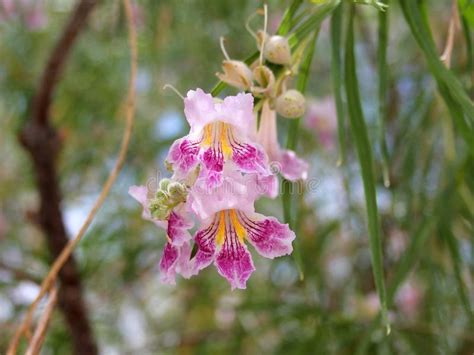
[130,7,310,289]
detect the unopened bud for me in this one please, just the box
[149,199,169,220]
[158,178,171,192]
[216,60,253,90]
[275,89,306,119]
[251,65,275,96]
[167,182,187,202]
[263,35,292,66]
[155,190,168,201]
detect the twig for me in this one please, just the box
[25,287,58,355]
[441,0,460,68]
[8,0,137,353]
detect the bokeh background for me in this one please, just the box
[1,0,473,354]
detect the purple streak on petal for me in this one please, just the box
[167,137,200,175]
[231,142,270,176]
[215,233,255,290]
[279,150,309,181]
[192,221,218,274]
[159,241,193,284]
[240,212,295,259]
[167,211,192,246]
[201,147,224,188]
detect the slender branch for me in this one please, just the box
[10,1,100,354]
[25,287,58,355]
[8,0,137,353]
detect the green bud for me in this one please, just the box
[159,178,172,192]
[167,182,187,202]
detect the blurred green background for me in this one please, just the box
[1,0,473,354]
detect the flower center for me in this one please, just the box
[215,209,247,246]
[201,122,234,158]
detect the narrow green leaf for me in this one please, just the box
[330,3,346,166]
[377,0,391,187]
[460,10,473,92]
[344,5,389,332]
[277,0,304,36]
[399,0,474,146]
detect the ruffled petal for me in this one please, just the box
[166,137,200,177]
[167,211,193,246]
[159,241,193,284]
[279,150,309,181]
[231,142,271,176]
[216,92,254,136]
[240,212,295,259]
[189,165,255,220]
[215,232,255,290]
[184,88,216,133]
[192,218,218,274]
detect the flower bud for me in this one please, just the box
[167,182,187,203]
[149,198,169,220]
[263,35,292,66]
[216,60,253,90]
[275,89,306,119]
[251,65,275,96]
[158,178,171,192]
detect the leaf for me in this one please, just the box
[330,2,346,166]
[344,5,389,332]
[377,0,391,187]
[458,0,474,26]
[399,0,474,152]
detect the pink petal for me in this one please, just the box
[167,211,193,246]
[231,142,271,176]
[184,88,216,133]
[159,241,193,284]
[189,166,255,220]
[216,92,254,136]
[166,137,200,177]
[215,234,255,290]
[279,150,309,181]
[192,219,218,274]
[243,213,295,259]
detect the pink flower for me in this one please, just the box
[167,89,272,188]
[188,171,295,289]
[304,97,337,150]
[257,100,308,181]
[128,185,194,284]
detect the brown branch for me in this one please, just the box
[9,0,138,353]
[25,287,58,355]
[12,0,100,354]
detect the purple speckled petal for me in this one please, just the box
[167,211,193,246]
[231,142,270,176]
[167,137,200,176]
[215,232,255,290]
[241,212,295,259]
[191,220,218,274]
[279,150,309,181]
[200,147,224,188]
[159,241,194,284]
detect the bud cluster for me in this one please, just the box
[148,178,188,220]
[216,7,307,120]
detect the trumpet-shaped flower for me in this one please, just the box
[167,89,272,188]
[257,100,308,181]
[129,185,193,284]
[188,170,295,289]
